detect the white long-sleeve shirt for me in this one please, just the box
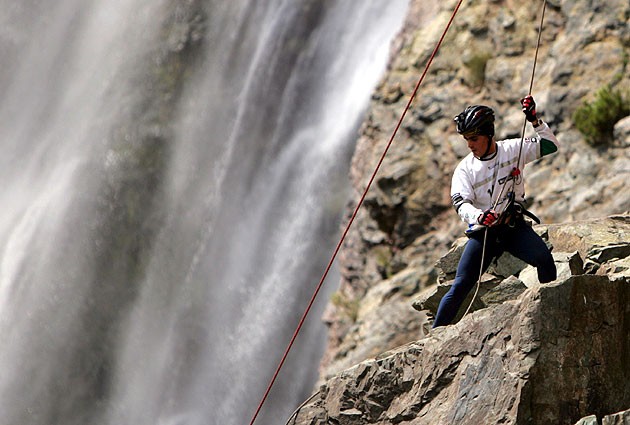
[450,121,558,231]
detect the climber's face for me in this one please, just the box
[464,134,494,158]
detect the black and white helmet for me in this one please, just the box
[454,105,495,138]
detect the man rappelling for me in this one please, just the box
[432,96,558,328]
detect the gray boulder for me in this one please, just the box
[294,275,630,425]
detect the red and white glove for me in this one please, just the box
[478,209,499,226]
[520,95,537,122]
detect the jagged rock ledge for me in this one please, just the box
[290,215,630,425]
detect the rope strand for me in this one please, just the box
[248,1,466,423]
[516,0,548,179]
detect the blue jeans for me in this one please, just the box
[432,220,556,328]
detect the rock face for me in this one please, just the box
[292,216,630,424]
[320,0,629,386]
[307,0,629,423]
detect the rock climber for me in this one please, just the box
[432,96,558,328]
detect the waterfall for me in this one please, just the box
[0,1,408,424]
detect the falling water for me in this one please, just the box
[0,1,408,424]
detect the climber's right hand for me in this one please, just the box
[478,209,499,226]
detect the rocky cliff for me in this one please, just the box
[291,215,629,424]
[293,0,629,423]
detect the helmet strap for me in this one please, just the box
[479,137,496,160]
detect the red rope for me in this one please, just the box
[248,1,465,423]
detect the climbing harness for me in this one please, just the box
[462,0,548,320]
[248,1,467,423]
